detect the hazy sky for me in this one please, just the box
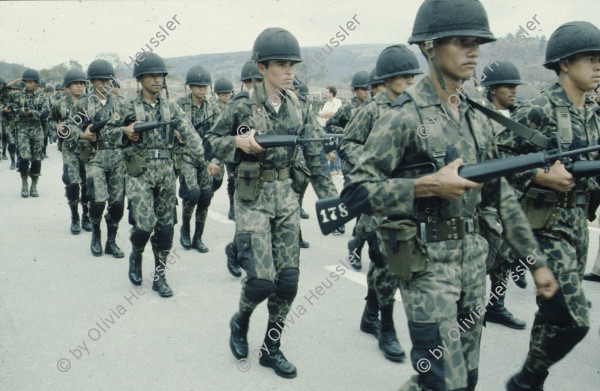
[0,0,597,71]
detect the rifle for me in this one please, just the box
[193,112,217,134]
[316,144,600,235]
[132,120,177,133]
[254,134,343,148]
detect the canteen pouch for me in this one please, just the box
[171,145,184,176]
[478,207,503,272]
[79,140,95,163]
[236,161,262,201]
[291,160,311,193]
[520,187,559,230]
[122,147,146,177]
[378,219,429,281]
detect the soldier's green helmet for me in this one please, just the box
[22,69,40,82]
[253,27,303,63]
[376,45,423,80]
[133,53,168,78]
[543,21,600,71]
[87,59,115,80]
[408,0,495,44]
[480,61,523,87]
[241,60,263,81]
[45,85,55,92]
[214,78,234,93]
[39,81,46,88]
[368,68,384,87]
[298,84,309,96]
[185,65,212,86]
[55,83,64,90]
[350,71,369,88]
[64,68,88,87]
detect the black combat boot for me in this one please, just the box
[90,223,103,256]
[128,250,143,286]
[179,213,192,249]
[9,151,16,170]
[300,208,309,219]
[105,225,124,258]
[81,204,92,232]
[511,261,527,289]
[69,204,81,235]
[258,321,297,379]
[506,367,548,391]
[29,177,39,197]
[485,286,526,329]
[21,174,29,198]
[225,242,241,277]
[360,291,380,337]
[378,304,406,362]
[152,254,173,297]
[299,229,310,249]
[191,220,209,253]
[228,194,235,220]
[229,311,251,359]
[347,237,363,270]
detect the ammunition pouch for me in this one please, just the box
[122,147,147,177]
[79,140,95,163]
[477,208,503,272]
[291,160,311,193]
[236,161,263,201]
[520,187,559,230]
[378,219,429,281]
[172,145,184,176]
[261,166,290,182]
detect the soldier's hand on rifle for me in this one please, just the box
[532,266,559,299]
[80,124,97,142]
[207,163,221,176]
[123,121,140,142]
[235,128,264,154]
[414,158,482,201]
[174,129,184,144]
[533,160,575,192]
[2,107,9,113]
[56,122,66,132]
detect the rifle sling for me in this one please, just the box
[466,97,551,150]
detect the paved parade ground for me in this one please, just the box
[0,145,598,391]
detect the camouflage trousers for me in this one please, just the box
[488,241,513,287]
[62,147,87,207]
[523,206,589,376]
[237,178,301,323]
[212,161,225,192]
[357,214,399,307]
[399,233,488,391]
[85,149,126,226]
[179,159,212,222]
[16,124,43,161]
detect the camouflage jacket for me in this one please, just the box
[50,94,76,135]
[9,89,50,128]
[176,93,217,164]
[497,82,600,197]
[342,76,543,264]
[104,91,205,164]
[325,97,361,134]
[339,91,394,175]
[206,83,337,199]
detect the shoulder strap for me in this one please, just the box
[184,101,191,121]
[133,100,145,122]
[466,97,551,150]
[161,99,173,146]
[60,99,67,119]
[284,91,303,131]
[87,94,96,119]
[554,106,572,148]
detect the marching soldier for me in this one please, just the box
[214,78,234,113]
[340,44,422,363]
[368,68,386,96]
[2,82,22,170]
[10,69,50,198]
[341,0,558,390]
[105,52,205,297]
[54,69,93,234]
[240,60,263,92]
[498,21,600,390]
[176,65,219,253]
[207,27,338,378]
[67,60,127,257]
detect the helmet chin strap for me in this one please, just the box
[471,69,485,93]
[425,40,447,93]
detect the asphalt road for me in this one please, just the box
[0,144,598,391]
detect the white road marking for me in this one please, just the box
[324,265,402,302]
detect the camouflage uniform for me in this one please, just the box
[207,83,337,323]
[325,96,360,134]
[10,89,50,183]
[68,90,127,253]
[340,91,397,306]
[497,82,597,382]
[343,76,545,391]
[176,93,215,249]
[105,90,205,287]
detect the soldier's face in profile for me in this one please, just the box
[217,92,232,105]
[258,60,295,92]
[37,86,45,93]
[24,80,37,93]
[191,85,207,100]
[432,36,480,81]
[371,84,386,95]
[353,87,370,102]
[386,75,414,96]
[139,73,164,95]
[491,84,517,109]
[560,52,600,93]
[67,81,86,98]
